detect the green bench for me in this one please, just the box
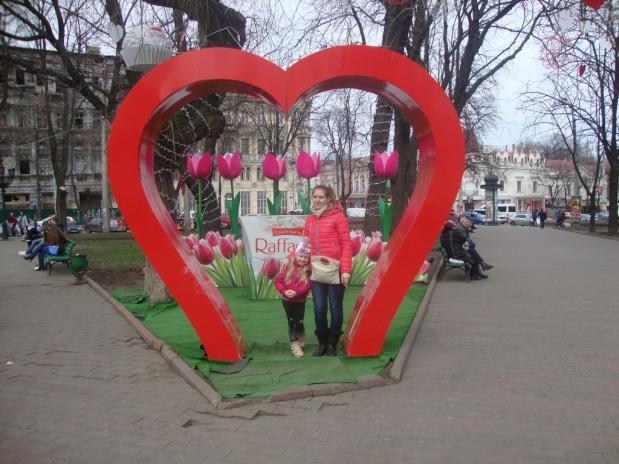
[45,239,76,275]
[438,247,471,281]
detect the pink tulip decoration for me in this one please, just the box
[217,152,242,238]
[195,240,215,265]
[263,153,287,180]
[261,257,280,280]
[295,151,321,214]
[217,152,242,180]
[186,153,213,179]
[183,235,197,252]
[367,238,383,262]
[219,234,238,259]
[295,151,321,179]
[418,260,430,275]
[204,231,221,248]
[374,150,398,241]
[373,150,399,178]
[351,233,364,257]
[186,153,213,238]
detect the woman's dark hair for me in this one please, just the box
[312,185,336,206]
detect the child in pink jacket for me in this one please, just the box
[274,239,312,357]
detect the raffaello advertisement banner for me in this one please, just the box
[240,215,307,278]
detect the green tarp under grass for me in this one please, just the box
[113,285,427,399]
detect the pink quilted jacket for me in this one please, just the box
[303,207,353,274]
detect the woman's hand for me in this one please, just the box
[341,273,351,287]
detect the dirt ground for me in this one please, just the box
[89,268,145,291]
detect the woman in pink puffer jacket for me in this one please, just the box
[303,185,352,357]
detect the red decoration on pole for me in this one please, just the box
[582,0,606,9]
[108,46,465,361]
[578,64,587,76]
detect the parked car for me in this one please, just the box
[474,209,487,217]
[85,216,128,233]
[510,212,534,226]
[595,212,609,223]
[288,209,305,215]
[221,213,231,229]
[37,215,81,233]
[579,213,591,222]
[460,211,486,225]
[346,208,366,218]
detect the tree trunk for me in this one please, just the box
[608,153,618,235]
[391,110,418,231]
[364,98,392,234]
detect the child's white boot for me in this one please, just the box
[290,340,304,357]
[297,333,306,348]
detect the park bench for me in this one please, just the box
[45,239,76,275]
[438,247,471,281]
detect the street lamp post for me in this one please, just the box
[1,160,16,240]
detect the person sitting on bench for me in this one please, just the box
[440,218,492,281]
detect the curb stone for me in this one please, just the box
[87,266,439,409]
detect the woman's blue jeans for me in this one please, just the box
[310,282,345,336]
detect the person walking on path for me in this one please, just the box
[531,209,537,227]
[303,185,352,357]
[538,209,548,229]
[274,239,312,358]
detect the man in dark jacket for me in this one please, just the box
[440,218,492,280]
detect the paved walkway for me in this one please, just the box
[1,226,618,464]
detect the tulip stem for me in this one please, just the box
[306,179,311,210]
[197,179,203,238]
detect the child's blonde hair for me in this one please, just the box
[281,254,310,285]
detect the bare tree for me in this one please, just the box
[313,89,372,211]
[524,1,618,234]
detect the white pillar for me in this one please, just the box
[101,118,110,232]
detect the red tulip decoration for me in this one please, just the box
[374,150,399,241]
[219,234,238,259]
[295,151,321,213]
[261,257,280,280]
[195,240,215,265]
[186,153,213,237]
[262,153,287,215]
[366,237,383,262]
[217,152,242,238]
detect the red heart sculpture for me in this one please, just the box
[108,46,464,361]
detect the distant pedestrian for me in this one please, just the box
[558,211,566,228]
[538,209,547,229]
[17,212,27,236]
[7,212,17,236]
[531,209,537,227]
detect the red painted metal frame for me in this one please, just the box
[107,45,464,361]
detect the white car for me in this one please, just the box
[510,212,534,226]
[346,208,366,218]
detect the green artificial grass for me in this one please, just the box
[113,284,427,399]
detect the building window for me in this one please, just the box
[256,167,264,181]
[355,179,359,193]
[257,191,267,215]
[241,191,251,215]
[74,111,84,129]
[15,69,25,85]
[517,180,522,192]
[241,138,249,155]
[548,186,552,196]
[223,193,232,212]
[257,139,266,155]
[567,185,571,195]
[533,181,537,193]
[19,159,30,175]
[241,167,250,181]
[257,112,266,124]
[361,175,366,192]
[280,191,287,213]
[500,181,505,192]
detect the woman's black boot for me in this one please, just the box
[312,332,328,357]
[326,332,342,356]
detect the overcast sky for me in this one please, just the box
[482,38,549,150]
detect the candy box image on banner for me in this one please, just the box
[240,215,307,278]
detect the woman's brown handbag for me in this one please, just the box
[310,256,341,284]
